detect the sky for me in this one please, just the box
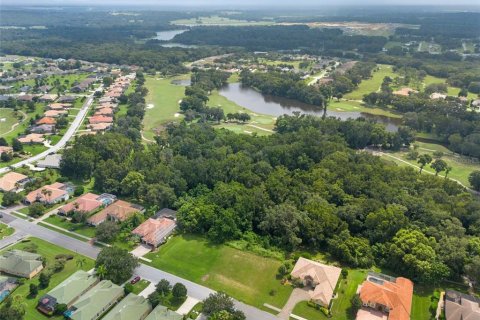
[2,0,480,6]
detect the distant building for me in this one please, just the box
[430,92,447,100]
[57,95,77,103]
[58,193,116,216]
[444,290,480,320]
[0,250,43,279]
[30,124,55,134]
[18,133,45,144]
[0,146,13,156]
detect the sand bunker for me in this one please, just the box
[147,104,154,109]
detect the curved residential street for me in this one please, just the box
[0,94,95,175]
[0,210,279,320]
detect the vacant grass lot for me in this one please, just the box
[344,65,394,100]
[0,237,95,320]
[145,235,292,309]
[0,108,20,136]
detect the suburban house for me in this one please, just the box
[88,115,113,124]
[37,271,99,315]
[30,124,55,134]
[87,200,144,226]
[102,293,151,320]
[356,272,413,320]
[94,107,113,116]
[18,133,45,144]
[444,290,480,320]
[57,95,77,103]
[24,182,73,205]
[37,85,53,93]
[0,172,31,193]
[0,250,43,279]
[67,280,124,320]
[44,110,68,118]
[145,305,182,320]
[87,122,113,132]
[37,154,63,169]
[39,94,58,102]
[37,117,56,125]
[290,257,342,307]
[0,146,13,156]
[132,216,176,248]
[48,103,71,110]
[17,94,34,102]
[58,193,116,216]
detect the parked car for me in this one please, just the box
[130,276,140,284]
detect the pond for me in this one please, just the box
[218,83,402,132]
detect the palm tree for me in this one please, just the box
[96,264,107,279]
[76,258,86,269]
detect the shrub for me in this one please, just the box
[55,254,74,260]
[74,185,84,196]
[341,269,349,279]
[54,303,68,315]
[124,283,134,294]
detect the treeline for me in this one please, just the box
[60,114,479,285]
[179,69,230,122]
[240,70,325,107]
[0,30,230,75]
[172,25,388,53]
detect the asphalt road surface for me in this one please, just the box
[0,94,94,175]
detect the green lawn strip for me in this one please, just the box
[0,237,95,320]
[344,65,395,100]
[44,215,96,238]
[0,222,14,239]
[214,123,272,136]
[186,302,204,319]
[145,235,292,309]
[131,279,151,295]
[10,211,29,220]
[37,222,90,242]
[143,76,187,140]
[329,269,368,320]
[291,301,328,320]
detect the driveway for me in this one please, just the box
[277,288,311,320]
[176,296,200,315]
[131,244,152,258]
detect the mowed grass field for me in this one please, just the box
[0,237,95,320]
[145,235,293,310]
[0,108,21,136]
[143,75,187,140]
[344,65,394,100]
[380,141,480,187]
[423,75,478,100]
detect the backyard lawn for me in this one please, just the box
[145,235,293,310]
[0,237,95,320]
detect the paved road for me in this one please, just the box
[0,94,94,175]
[0,210,279,320]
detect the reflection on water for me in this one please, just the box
[218,83,402,132]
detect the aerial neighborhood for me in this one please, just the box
[1,4,480,320]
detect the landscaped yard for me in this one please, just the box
[144,235,293,310]
[44,215,96,238]
[0,222,14,239]
[131,279,151,295]
[0,237,95,320]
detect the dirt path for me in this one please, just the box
[247,124,274,133]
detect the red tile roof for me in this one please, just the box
[59,193,103,214]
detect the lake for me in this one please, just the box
[218,83,402,132]
[154,30,187,41]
